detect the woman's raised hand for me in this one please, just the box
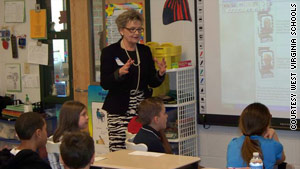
[119,58,134,77]
[155,58,167,76]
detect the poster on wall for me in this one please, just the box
[30,9,47,39]
[4,0,25,23]
[5,63,22,92]
[105,2,145,46]
[88,85,108,153]
[92,102,109,154]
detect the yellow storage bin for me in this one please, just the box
[152,74,170,97]
[146,42,182,69]
[160,42,174,47]
[145,42,160,54]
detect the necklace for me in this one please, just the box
[122,40,140,67]
[121,40,140,94]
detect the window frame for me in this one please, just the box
[39,0,73,106]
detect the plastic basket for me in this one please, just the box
[146,42,182,69]
[152,74,170,96]
[145,42,160,54]
[154,53,181,69]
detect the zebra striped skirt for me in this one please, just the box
[107,90,144,152]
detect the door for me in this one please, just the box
[70,0,92,106]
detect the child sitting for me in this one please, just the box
[133,97,168,153]
[227,102,285,169]
[128,115,172,154]
[60,132,95,169]
[3,112,51,169]
[47,100,89,169]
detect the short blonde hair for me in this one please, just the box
[115,9,144,30]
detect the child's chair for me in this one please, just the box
[46,140,60,154]
[125,130,136,140]
[46,140,64,169]
[125,137,148,152]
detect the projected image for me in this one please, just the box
[258,48,274,78]
[204,0,300,118]
[258,13,273,42]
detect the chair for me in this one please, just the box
[125,137,148,152]
[46,140,64,169]
[274,163,296,169]
[46,140,60,154]
[125,130,136,140]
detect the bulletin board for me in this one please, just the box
[104,0,149,46]
[88,85,109,154]
[90,0,150,84]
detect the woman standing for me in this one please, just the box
[100,9,166,151]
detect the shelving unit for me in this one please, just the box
[164,66,198,157]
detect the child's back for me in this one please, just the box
[5,149,51,169]
[2,112,51,169]
[226,103,285,169]
[227,135,283,169]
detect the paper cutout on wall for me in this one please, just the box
[163,0,192,25]
[4,0,25,23]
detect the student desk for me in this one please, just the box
[92,150,200,169]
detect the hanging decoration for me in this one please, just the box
[163,0,192,25]
[0,29,11,49]
[18,35,26,49]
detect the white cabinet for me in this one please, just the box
[164,66,198,157]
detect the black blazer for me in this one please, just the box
[100,39,165,115]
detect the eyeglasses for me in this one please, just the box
[124,27,144,33]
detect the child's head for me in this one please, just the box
[138,97,168,131]
[239,102,271,136]
[239,102,272,164]
[15,112,48,149]
[60,132,95,169]
[53,101,88,142]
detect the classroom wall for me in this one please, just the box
[0,0,40,103]
[150,1,300,169]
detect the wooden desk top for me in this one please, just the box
[93,150,200,169]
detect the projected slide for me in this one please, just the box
[204,0,299,118]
